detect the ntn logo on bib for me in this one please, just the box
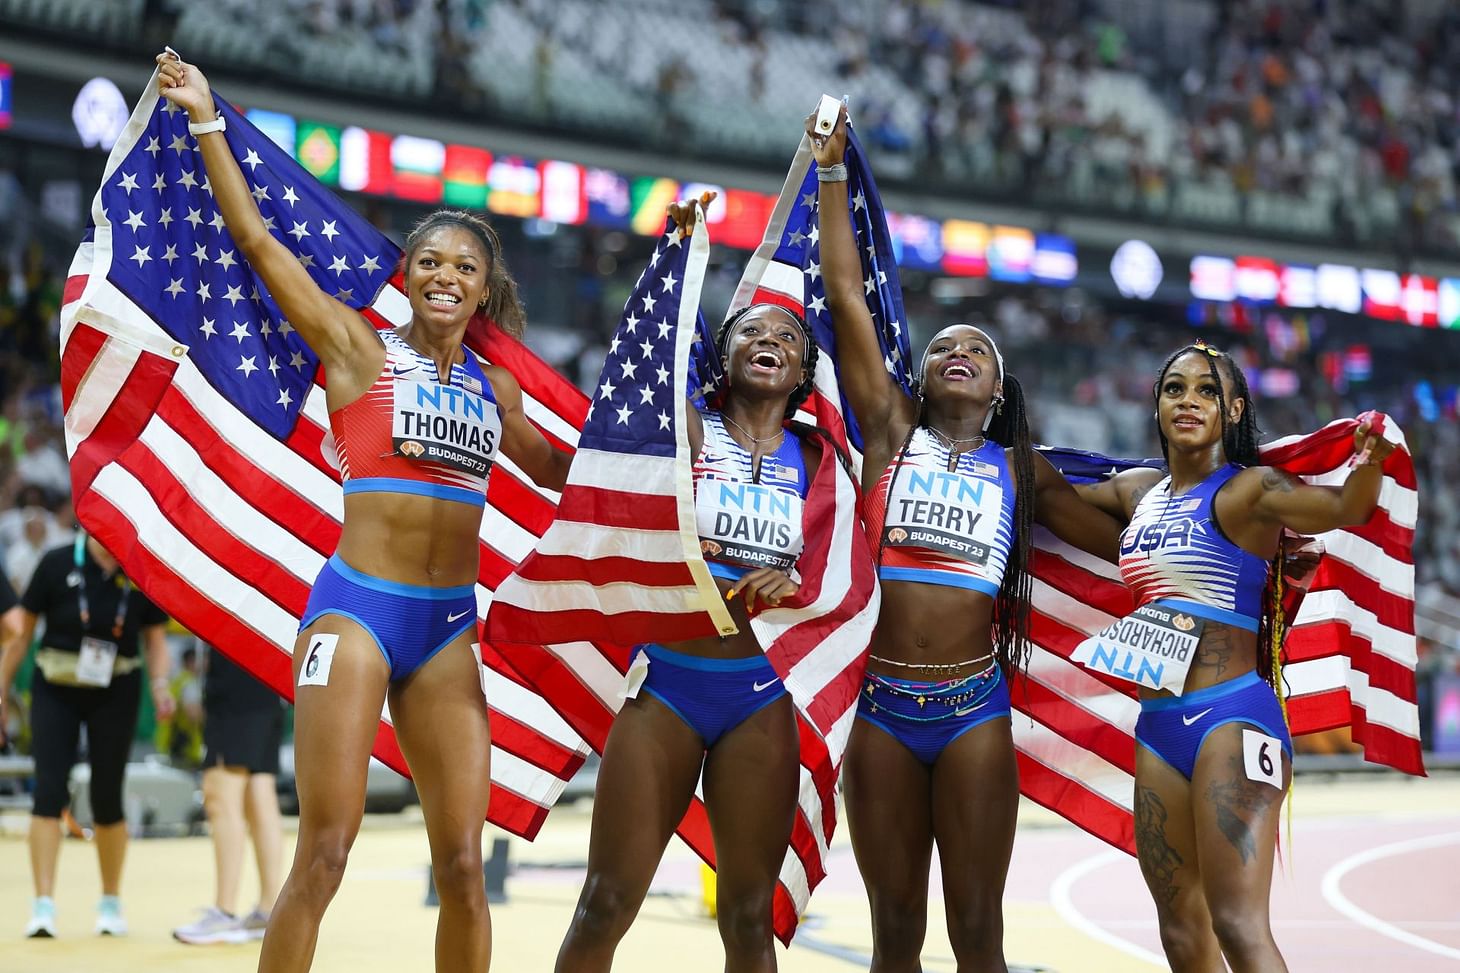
[696,480,803,571]
[392,379,500,476]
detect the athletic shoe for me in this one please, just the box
[25,897,56,938]
[240,908,270,942]
[173,907,244,945]
[94,896,127,936]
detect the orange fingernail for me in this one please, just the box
[726,589,737,600]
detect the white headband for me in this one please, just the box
[920,328,1004,382]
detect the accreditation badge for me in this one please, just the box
[1071,602,1205,694]
[75,637,120,688]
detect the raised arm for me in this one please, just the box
[155,54,379,388]
[1237,421,1394,535]
[487,365,572,492]
[666,195,711,460]
[809,106,914,459]
[1032,452,1125,563]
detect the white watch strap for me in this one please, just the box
[187,113,226,136]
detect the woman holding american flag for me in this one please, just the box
[812,105,1126,972]
[553,196,835,973]
[1074,342,1394,972]
[155,52,572,973]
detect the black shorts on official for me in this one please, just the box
[203,709,284,776]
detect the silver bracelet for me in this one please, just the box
[816,163,848,183]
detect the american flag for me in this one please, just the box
[60,73,597,838]
[485,207,880,943]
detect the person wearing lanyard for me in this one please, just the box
[0,532,172,938]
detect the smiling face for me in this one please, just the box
[1155,350,1245,454]
[921,324,1002,405]
[405,225,491,330]
[721,306,809,402]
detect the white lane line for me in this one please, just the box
[1049,850,1166,968]
[1319,830,1460,961]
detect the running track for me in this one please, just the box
[796,787,1460,971]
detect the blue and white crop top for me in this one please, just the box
[330,329,501,507]
[865,428,1016,596]
[693,413,808,582]
[1118,464,1270,631]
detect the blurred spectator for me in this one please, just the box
[1,533,172,938]
[156,646,205,770]
[6,504,65,594]
[172,645,285,945]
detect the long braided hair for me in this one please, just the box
[1153,342,1287,694]
[404,210,527,338]
[881,329,1037,677]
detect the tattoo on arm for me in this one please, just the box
[1261,469,1298,494]
[1205,754,1283,865]
[1194,627,1235,680]
[1134,785,1184,908]
[1128,484,1152,517]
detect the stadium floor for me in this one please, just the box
[1,773,1456,972]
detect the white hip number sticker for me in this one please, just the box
[1242,728,1284,789]
[298,633,339,688]
[620,652,650,702]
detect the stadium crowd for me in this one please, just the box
[134,0,1460,254]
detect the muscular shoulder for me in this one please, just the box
[481,363,523,409]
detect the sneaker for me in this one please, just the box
[239,908,270,942]
[95,896,127,937]
[25,897,56,938]
[173,906,244,945]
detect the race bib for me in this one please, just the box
[392,378,499,476]
[75,637,119,688]
[1072,602,1205,693]
[696,480,804,571]
[884,466,1002,565]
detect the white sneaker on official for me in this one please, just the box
[95,896,128,936]
[25,897,56,938]
[173,906,246,944]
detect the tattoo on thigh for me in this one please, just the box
[1206,754,1279,865]
[1135,785,1184,908]
[1194,626,1235,680]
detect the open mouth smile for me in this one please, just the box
[749,350,785,373]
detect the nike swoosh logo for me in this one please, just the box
[446,609,473,623]
[1182,707,1214,726]
[393,365,419,376]
[752,679,778,693]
